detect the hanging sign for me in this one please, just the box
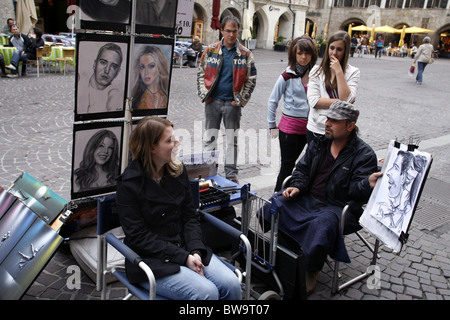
[175,0,195,37]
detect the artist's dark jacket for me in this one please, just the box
[116,160,212,283]
[289,133,378,208]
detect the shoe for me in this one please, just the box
[5,64,16,71]
[306,271,319,296]
[6,74,18,78]
[226,176,239,184]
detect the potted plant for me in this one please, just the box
[274,35,286,52]
[248,27,257,50]
[316,36,327,57]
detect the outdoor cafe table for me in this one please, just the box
[45,46,76,72]
[0,35,9,46]
[0,46,15,66]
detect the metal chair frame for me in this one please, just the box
[96,194,252,300]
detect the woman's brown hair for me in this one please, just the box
[287,35,318,72]
[129,116,182,178]
[314,31,351,91]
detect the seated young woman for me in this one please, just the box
[115,116,241,300]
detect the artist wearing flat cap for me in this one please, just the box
[263,101,382,295]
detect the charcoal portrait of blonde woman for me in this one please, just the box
[130,40,173,116]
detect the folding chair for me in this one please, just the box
[96,194,252,300]
[55,47,75,75]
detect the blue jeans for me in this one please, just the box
[416,61,427,83]
[204,98,242,178]
[11,50,28,75]
[141,254,242,300]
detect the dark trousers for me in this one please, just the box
[275,130,307,192]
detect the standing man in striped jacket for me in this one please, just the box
[197,16,257,183]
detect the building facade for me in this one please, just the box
[1,0,449,56]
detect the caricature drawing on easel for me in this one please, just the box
[374,150,428,236]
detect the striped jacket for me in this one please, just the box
[197,39,257,107]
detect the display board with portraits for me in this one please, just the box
[71,122,124,199]
[75,33,130,121]
[77,0,178,35]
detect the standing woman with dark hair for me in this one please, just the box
[306,30,360,143]
[131,46,169,110]
[267,35,318,192]
[115,117,242,300]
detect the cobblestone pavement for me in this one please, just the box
[1,49,449,301]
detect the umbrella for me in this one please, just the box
[351,25,372,32]
[369,24,376,44]
[348,24,352,35]
[375,25,400,33]
[211,0,221,30]
[241,9,252,40]
[324,23,328,40]
[311,23,317,39]
[16,0,38,34]
[305,21,310,36]
[404,26,434,33]
[398,25,406,47]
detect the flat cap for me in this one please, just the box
[322,101,359,123]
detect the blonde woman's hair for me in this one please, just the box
[129,116,183,178]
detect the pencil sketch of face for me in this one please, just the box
[386,150,418,209]
[138,53,159,88]
[93,44,123,89]
[94,136,114,166]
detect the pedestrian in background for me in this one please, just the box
[414,36,434,85]
[267,35,318,192]
[306,30,360,143]
[375,35,384,59]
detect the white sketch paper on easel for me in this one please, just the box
[360,140,432,252]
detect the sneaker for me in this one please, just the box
[6,74,18,78]
[5,64,16,71]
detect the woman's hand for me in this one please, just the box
[186,254,205,276]
[329,55,343,76]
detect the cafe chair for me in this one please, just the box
[96,194,252,300]
[25,46,51,77]
[55,47,75,75]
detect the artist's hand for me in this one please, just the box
[282,187,300,200]
[369,172,383,188]
[186,254,205,276]
[231,101,240,107]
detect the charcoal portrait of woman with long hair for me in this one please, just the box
[73,128,121,194]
